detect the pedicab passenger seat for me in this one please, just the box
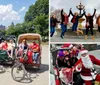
[0,50,12,62]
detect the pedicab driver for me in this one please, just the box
[75,49,100,85]
[31,42,40,63]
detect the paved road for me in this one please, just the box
[0,45,49,85]
[51,35,100,42]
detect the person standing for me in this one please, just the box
[84,9,96,40]
[50,14,60,37]
[60,9,70,39]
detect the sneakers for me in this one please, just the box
[60,35,64,39]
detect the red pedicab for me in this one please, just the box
[11,33,42,82]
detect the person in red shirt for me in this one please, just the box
[2,40,8,50]
[31,42,40,63]
[60,9,70,39]
[1,40,11,57]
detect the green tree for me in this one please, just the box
[25,0,49,22]
[33,14,48,39]
[6,22,15,35]
[5,0,49,42]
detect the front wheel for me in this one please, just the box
[11,62,25,82]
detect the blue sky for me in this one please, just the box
[0,0,36,27]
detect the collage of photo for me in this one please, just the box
[50,0,100,85]
[0,0,100,85]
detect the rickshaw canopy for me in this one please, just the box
[17,33,42,45]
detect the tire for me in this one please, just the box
[37,57,41,70]
[11,62,25,82]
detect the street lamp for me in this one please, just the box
[76,1,85,15]
[76,0,85,30]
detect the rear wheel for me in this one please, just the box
[11,62,25,82]
[37,57,41,70]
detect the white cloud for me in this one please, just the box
[19,6,26,12]
[0,4,20,22]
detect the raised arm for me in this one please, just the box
[92,9,96,17]
[78,10,85,18]
[70,8,74,16]
[68,9,71,17]
[95,14,97,19]
[83,9,87,17]
[61,9,64,17]
[84,13,87,17]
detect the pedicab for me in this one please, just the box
[51,46,73,85]
[51,45,81,85]
[0,37,16,65]
[11,33,42,82]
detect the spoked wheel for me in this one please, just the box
[11,62,25,82]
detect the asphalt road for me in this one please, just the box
[51,34,100,42]
[0,45,49,85]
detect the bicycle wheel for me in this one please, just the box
[11,63,25,82]
[37,57,41,70]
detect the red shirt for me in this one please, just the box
[31,43,40,52]
[2,43,8,50]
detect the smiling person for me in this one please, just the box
[31,41,40,63]
[60,9,70,39]
[75,49,100,85]
[84,9,96,40]
[50,14,60,37]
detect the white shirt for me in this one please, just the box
[8,43,15,50]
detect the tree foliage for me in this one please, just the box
[33,14,49,38]
[25,0,49,22]
[5,0,49,40]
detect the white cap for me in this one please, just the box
[80,50,88,55]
